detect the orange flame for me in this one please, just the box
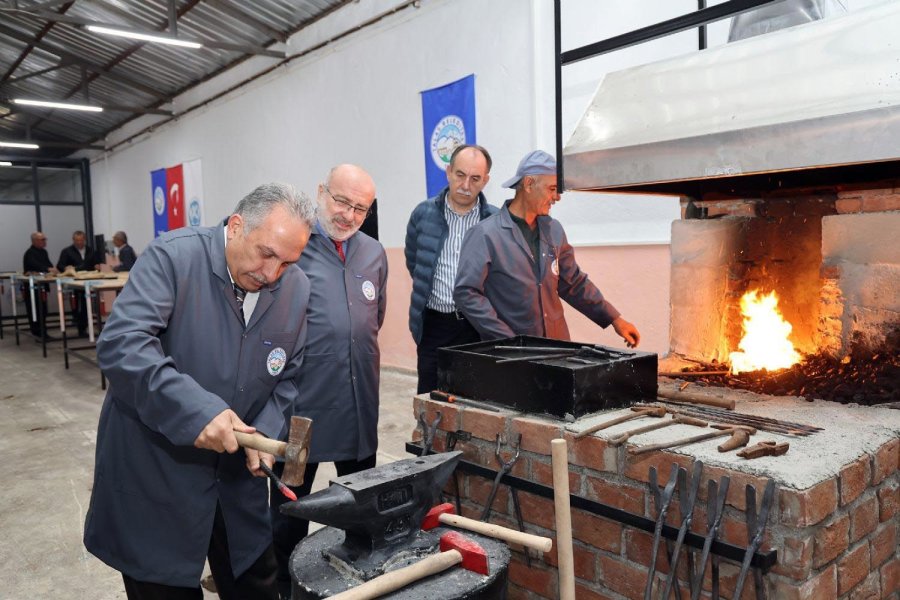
[729,290,801,375]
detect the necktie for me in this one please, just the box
[233,283,247,325]
[332,239,345,262]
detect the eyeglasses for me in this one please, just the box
[323,185,371,218]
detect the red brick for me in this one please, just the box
[771,534,814,580]
[700,466,770,512]
[543,541,597,581]
[623,529,691,583]
[510,415,563,455]
[622,450,693,485]
[861,194,900,212]
[879,481,899,523]
[873,438,899,486]
[779,478,839,527]
[460,406,509,445]
[531,457,580,492]
[836,198,862,213]
[719,515,750,547]
[771,563,837,600]
[850,495,879,543]
[466,475,509,517]
[508,554,557,598]
[565,431,617,473]
[813,513,850,569]
[571,509,622,553]
[848,572,881,600]
[712,560,762,600]
[421,398,461,432]
[598,555,647,600]
[881,557,900,597]
[584,478,644,515]
[516,491,556,531]
[573,583,617,600]
[840,456,872,506]
[871,521,898,568]
[838,542,871,596]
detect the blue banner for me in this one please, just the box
[151,168,168,238]
[421,74,476,197]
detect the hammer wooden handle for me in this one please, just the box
[330,550,462,600]
[438,513,553,552]
[233,431,286,457]
[657,387,735,410]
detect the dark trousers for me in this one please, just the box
[270,454,377,599]
[416,308,481,394]
[69,291,88,335]
[122,503,278,600]
[22,282,46,337]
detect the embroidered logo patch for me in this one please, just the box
[361,280,376,301]
[550,258,559,277]
[266,347,287,376]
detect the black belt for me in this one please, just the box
[425,307,466,321]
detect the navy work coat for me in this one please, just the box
[294,225,387,462]
[454,201,620,341]
[83,224,310,587]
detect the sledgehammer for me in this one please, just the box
[422,502,553,553]
[233,416,312,486]
[329,531,489,600]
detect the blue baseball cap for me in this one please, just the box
[501,150,557,188]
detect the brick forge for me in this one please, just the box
[671,184,900,363]
[410,395,900,600]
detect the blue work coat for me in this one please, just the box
[293,226,387,462]
[83,224,310,587]
[454,201,620,340]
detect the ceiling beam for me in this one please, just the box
[0,1,72,83]
[203,0,288,43]
[0,22,172,101]
[4,7,287,57]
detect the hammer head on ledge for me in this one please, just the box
[280,451,461,569]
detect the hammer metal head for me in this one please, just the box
[440,531,489,575]
[422,502,455,531]
[281,416,312,486]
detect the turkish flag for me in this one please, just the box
[166,164,185,230]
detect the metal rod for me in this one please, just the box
[492,345,579,353]
[561,0,781,65]
[657,403,823,433]
[698,0,708,50]
[554,0,564,192]
[405,442,777,570]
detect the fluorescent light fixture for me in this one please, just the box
[14,98,103,112]
[0,141,40,149]
[0,161,12,167]
[87,25,203,48]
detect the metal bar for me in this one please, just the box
[6,62,67,83]
[405,442,777,570]
[167,0,177,36]
[553,0,564,192]
[659,403,823,433]
[698,0,708,50]
[561,0,781,66]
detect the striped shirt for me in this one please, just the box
[426,198,482,312]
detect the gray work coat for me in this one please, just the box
[454,201,620,340]
[84,224,310,587]
[294,225,387,462]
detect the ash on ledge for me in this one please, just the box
[437,335,657,419]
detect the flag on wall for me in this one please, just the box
[420,74,476,197]
[151,159,204,237]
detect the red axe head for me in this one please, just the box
[440,531,489,575]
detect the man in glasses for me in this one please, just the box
[405,144,497,394]
[269,164,387,600]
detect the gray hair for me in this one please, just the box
[113,231,128,243]
[232,182,316,232]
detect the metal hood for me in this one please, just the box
[564,1,900,197]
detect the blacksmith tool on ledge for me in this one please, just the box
[416,411,442,456]
[575,405,666,439]
[233,415,311,486]
[607,414,707,446]
[422,503,553,553]
[738,440,790,459]
[733,480,776,600]
[629,425,756,455]
[430,390,502,412]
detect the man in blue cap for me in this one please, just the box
[454,150,641,346]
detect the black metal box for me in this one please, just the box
[437,335,657,419]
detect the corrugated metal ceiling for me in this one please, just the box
[0,0,351,159]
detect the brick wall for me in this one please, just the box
[412,398,900,600]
